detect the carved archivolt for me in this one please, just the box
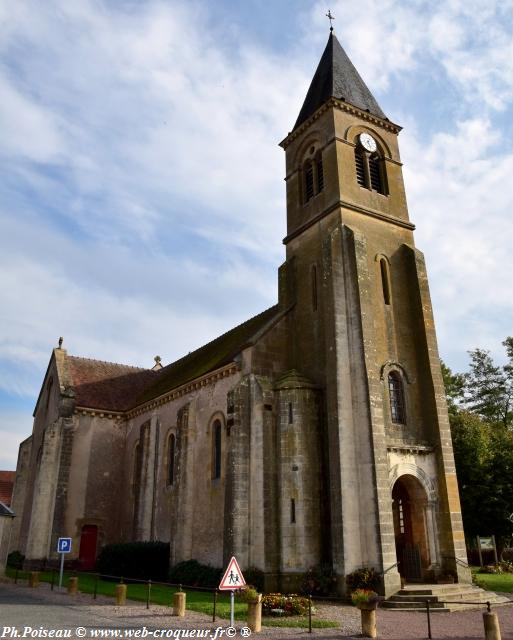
[388,463,437,501]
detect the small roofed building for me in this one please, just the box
[10,31,471,595]
[0,471,15,507]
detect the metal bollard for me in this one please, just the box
[212,590,217,622]
[146,580,151,610]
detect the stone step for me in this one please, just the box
[382,583,511,611]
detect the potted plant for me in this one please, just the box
[241,586,262,633]
[351,589,382,638]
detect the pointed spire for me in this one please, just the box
[294,32,387,130]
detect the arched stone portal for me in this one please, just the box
[392,475,432,582]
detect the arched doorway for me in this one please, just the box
[78,524,98,570]
[392,475,430,582]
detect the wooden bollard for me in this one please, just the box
[483,611,502,640]
[115,583,127,606]
[173,591,186,616]
[68,577,78,595]
[29,572,40,588]
[247,594,262,633]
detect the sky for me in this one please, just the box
[1,0,513,469]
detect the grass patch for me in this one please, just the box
[5,569,338,628]
[472,568,513,593]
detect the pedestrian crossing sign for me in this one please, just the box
[219,556,246,591]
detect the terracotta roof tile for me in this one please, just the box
[66,305,281,412]
[67,357,157,412]
[0,471,15,506]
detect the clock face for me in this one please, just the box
[360,133,377,153]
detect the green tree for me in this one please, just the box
[464,342,513,428]
[440,360,465,416]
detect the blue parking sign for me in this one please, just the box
[57,537,72,553]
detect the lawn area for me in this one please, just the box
[472,568,513,593]
[5,568,337,629]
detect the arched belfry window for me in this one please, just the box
[167,433,176,486]
[212,419,222,480]
[388,371,406,424]
[302,146,325,203]
[354,133,387,195]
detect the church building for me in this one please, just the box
[8,31,471,596]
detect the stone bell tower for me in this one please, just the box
[279,31,470,595]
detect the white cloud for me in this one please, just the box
[1,0,513,471]
[0,420,33,470]
[401,117,513,365]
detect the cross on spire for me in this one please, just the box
[326,9,335,32]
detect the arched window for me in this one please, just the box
[354,136,387,195]
[212,420,222,479]
[133,441,142,491]
[380,258,391,305]
[388,371,406,424]
[302,148,325,203]
[167,433,176,486]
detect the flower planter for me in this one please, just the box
[359,608,377,638]
[247,594,262,633]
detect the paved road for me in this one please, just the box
[1,581,513,639]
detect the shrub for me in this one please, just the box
[97,541,169,581]
[236,585,259,603]
[345,567,381,593]
[262,593,310,616]
[168,560,222,589]
[243,566,265,592]
[300,563,338,596]
[7,550,24,569]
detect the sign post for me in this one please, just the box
[57,537,72,588]
[219,556,246,628]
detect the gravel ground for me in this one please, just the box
[1,580,513,639]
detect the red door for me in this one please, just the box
[78,525,98,570]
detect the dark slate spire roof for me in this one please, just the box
[294,32,387,130]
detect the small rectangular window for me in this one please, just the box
[288,402,293,424]
[291,498,296,524]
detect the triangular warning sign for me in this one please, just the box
[219,556,246,590]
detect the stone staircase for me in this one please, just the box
[382,583,512,612]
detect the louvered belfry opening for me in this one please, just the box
[355,143,387,195]
[305,162,315,202]
[354,147,366,186]
[369,154,384,193]
[316,155,324,192]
